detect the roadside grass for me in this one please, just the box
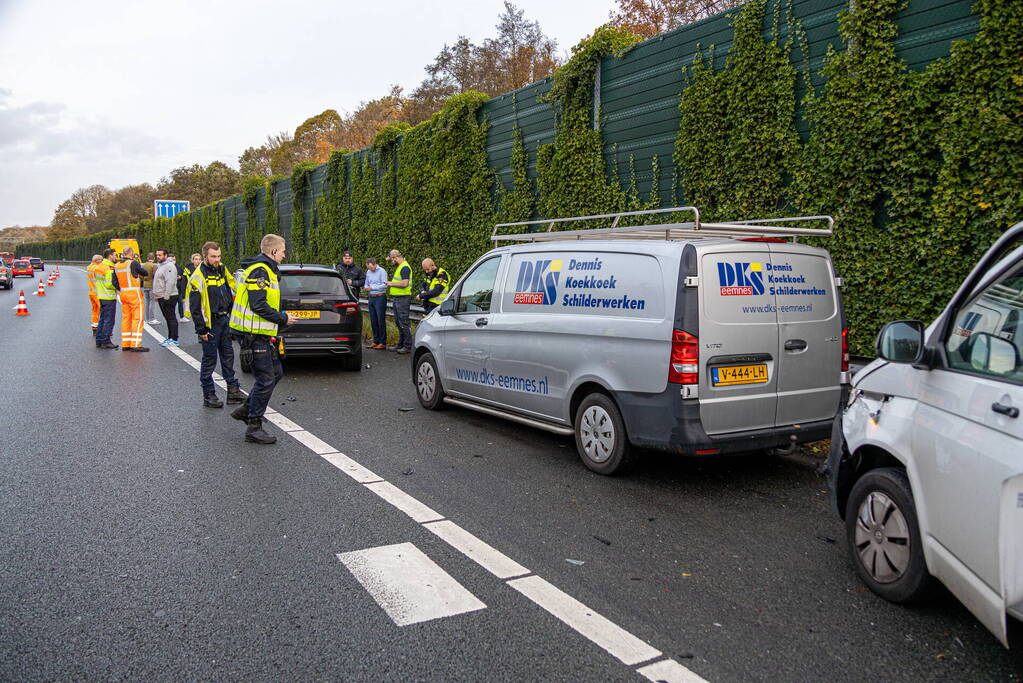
[361,312,418,346]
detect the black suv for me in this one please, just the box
[239,264,363,371]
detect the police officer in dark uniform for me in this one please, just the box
[228,234,297,444]
[188,240,244,408]
[418,258,450,315]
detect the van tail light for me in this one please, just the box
[335,302,360,316]
[669,330,699,384]
[841,327,849,373]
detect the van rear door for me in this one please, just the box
[767,243,842,426]
[698,243,779,435]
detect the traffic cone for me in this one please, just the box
[47,274,55,287]
[35,279,45,296]
[14,290,29,316]
[55,265,60,277]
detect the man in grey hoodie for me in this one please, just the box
[152,249,180,346]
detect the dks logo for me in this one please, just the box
[717,262,765,296]
[514,259,562,305]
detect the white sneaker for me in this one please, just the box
[178,317,188,322]
[149,319,160,324]
[158,338,171,347]
[169,339,180,346]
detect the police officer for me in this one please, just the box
[188,240,244,408]
[418,258,450,315]
[228,234,297,444]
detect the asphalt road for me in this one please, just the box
[1,267,1020,682]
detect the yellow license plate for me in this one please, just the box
[288,310,320,319]
[711,363,768,386]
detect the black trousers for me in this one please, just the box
[247,336,283,420]
[158,296,179,341]
[199,315,238,394]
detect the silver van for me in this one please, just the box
[412,208,848,474]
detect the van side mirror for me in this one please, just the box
[876,320,925,363]
[963,332,1020,375]
[438,297,456,316]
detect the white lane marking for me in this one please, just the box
[141,324,708,681]
[638,659,710,683]
[288,430,336,454]
[364,481,444,523]
[263,412,303,432]
[338,542,486,626]
[321,451,384,484]
[507,575,661,666]
[423,520,530,580]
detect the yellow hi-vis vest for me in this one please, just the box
[427,267,450,305]
[229,262,281,336]
[94,259,118,300]
[389,261,412,296]
[185,264,237,322]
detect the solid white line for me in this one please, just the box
[289,430,336,454]
[364,481,444,523]
[263,412,304,432]
[507,575,661,666]
[337,542,486,626]
[637,659,710,683]
[423,520,530,580]
[320,451,383,484]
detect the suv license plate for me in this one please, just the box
[712,364,768,386]
[288,310,320,319]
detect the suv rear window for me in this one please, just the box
[14,261,29,267]
[280,271,351,298]
[29,258,40,263]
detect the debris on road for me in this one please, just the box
[592,535,612,546]
[402,467,414,476]
[565,559,585,566]
[398,407,416,413]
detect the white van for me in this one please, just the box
[828,220,1023,646]
[413,208,848,474]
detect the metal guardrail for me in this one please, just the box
[358,297,427,323]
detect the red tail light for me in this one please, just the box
[335,302,360,316]
[669,330,699,384]
[841,327,849,373]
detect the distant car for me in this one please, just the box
[11,260,34,278]
[238,264,363,372]
[28,257,44,271]
[828,220,1023,647]
[0,262,12,289]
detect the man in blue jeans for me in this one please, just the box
[363,257,388,349]
[188,241,244,408]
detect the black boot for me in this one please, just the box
[245,418,276,444]
[226,385,244,405]
[204,392,223,408]
[230,404,249,421]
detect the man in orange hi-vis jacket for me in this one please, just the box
[85,254,103,335]
[112,247,150,352]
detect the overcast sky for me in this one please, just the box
[0,0,613,227]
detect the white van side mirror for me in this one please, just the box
[876,320,925,363]
[438,297,456,316]
[964,332,1020,375]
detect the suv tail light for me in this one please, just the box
[841,327,849,373]
[335,302,360,316]
[669,330,699,384]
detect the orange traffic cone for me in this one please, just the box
[47,274,55,287]
[14,290,29,316]
[35,279,45,296]
[55,265,60,277]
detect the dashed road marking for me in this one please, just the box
[338,542,486,626]
[141,320,709,681]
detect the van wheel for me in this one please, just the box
[415,352,445,410]
[845,467,932,603]
[574,393,634,475]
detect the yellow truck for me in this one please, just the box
[108,238,141,259]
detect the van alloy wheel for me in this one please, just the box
[417,362,436,403]
[579,405,615,464]
[854,491,910,584]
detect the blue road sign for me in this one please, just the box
[154,200,190,219]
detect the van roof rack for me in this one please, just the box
[491,207,834,243]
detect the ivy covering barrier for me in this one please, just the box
[21,0,1020,354]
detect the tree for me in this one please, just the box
[240,131,293,178]
[607,0,744,39]
[343,89,404,150]
[156,161,241,209]
[94,183,158,232]
[50,184,111,236]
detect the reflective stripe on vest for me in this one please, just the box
[229,262,280,336]
[389,261,412,296]
[95,260,118,300]
[427,267,450,305]
[185,265,237,322]
[115,260,142,292]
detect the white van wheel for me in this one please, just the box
[845,468,932,603]
[574,394,633,475]
[415,352,445,410]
